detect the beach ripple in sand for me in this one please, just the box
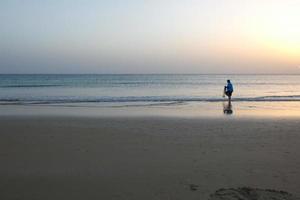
[209,187,298,200]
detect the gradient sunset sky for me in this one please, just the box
[1,0,299,74]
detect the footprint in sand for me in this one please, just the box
[208,187,298,200]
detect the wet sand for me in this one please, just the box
[0,116,300,200]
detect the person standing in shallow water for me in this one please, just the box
[224,80,234,104]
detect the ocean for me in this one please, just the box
[1,74,300,106]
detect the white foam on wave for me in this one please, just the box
[1,95,300,105]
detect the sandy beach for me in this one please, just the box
[0,116,300,200]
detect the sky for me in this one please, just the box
[0,0,300,74]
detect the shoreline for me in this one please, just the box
[1,101,300,118]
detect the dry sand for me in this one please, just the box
[0,116,300,200]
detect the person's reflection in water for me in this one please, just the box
[223,101,233,115]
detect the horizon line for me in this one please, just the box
[1,73,300,76]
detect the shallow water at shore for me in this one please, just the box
[1,101,300,118]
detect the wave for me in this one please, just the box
[1,95,300,105]
[0,84,63,88]
[1,82,298,88]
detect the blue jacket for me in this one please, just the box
[226,82,233,92]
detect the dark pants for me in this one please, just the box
[225,91,232,97]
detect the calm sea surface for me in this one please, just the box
[1,74,300,106]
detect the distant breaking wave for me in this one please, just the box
[1,95,300,105]
[0,82,297,88]
[0,84,63,88]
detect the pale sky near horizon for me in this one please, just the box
[1,0,300,74]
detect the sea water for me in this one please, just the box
[1,74,300,105]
